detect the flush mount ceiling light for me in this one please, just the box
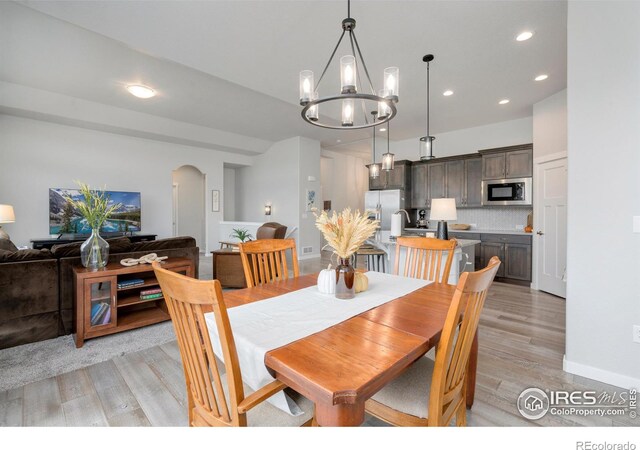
[499,99,510,105]
[516,31,534,41]
[299,0,398,130]
[443,90,454,96]
[126,84,156,99]
[419,54,436,160]
[535,74,549,81]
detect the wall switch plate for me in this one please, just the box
[634,325,640,344]
[633,216,640,233]
[307,176,316,182]
[470,223,477,228]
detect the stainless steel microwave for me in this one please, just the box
[482,177,532,206]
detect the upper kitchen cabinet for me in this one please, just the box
[411,156,483,209]
[367,160,412,191]
[479,144,533,180]
[463,156,483,207]
[410,162,428,208]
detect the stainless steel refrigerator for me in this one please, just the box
[364,189,406,231]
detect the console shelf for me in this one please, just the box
[73,257,194,348]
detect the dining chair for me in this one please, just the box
[238,238,299,288]
[393,236,457,284]
[152,262,313,427]
[364,256,501,427]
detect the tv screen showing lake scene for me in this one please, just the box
[49,188,141,234]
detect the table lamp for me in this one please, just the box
[0,204,15,240]
[430,198,456,240]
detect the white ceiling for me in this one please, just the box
[6,0,567,156]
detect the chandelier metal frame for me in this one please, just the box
[300,1,398,130]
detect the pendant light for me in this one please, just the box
[381,121,395,171]
[369,111,380,178]
[419,54,436,160]
[299,0,399,130]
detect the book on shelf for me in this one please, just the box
[90,302,110,326]
[140,293,164,300]
[117,278,145,289]
[140,288,163,296]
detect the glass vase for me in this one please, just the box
[335,257,355,300]
[81,228,110,270]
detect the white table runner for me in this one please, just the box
[204,271,431,415]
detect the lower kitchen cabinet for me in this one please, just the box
[480,233,532,283]
[480,242,506,278]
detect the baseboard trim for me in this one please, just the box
[563,355,640,389]
[299,253,320,261]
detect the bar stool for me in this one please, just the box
[357,247,387,273]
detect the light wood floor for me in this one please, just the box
[0,253,635,426]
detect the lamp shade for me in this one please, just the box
[429,198,457,221]
[0,205,15,223]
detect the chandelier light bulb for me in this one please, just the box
[342,98,354,126]
[383,67,399,101]
[378,89,391,120]
[307,92,319,121]
[340,55,357,94]
[299,70,314,104]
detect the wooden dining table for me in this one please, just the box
[221,273,478,427]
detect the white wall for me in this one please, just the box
[533,90,567,159]
[389,117,533,161]
[320,149,368,213]
[298,137,322,257]
[565,1,640,388]
[0,114,252,252]
[172,165,206,249]
[223,167,236,221]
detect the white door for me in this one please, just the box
[535,157,567,298]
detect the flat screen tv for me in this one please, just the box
[49,188,141,235]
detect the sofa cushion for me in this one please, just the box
[130,236,196,252]
[0,248,54,262]
[51,236,132,257]
[0,239,18,252]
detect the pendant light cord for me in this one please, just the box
[426,60,430,139]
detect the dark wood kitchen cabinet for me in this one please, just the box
[445,160,465,207]
[480,233,532,283]
[427,162,445,208]
[464,157,483,207]
[410,163,428,208]
[480,144,533,180]
[367,160,412,191]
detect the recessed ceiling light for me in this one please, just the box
[516,31,534,42]
[443,90,454,96]
[336,139,341,143]
[126,84,156,99]
[535,74,548,81]
[379,128,387,132]
[499,99,510,105]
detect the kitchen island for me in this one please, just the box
[366,231,481,284]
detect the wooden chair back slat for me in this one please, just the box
[239,239,299,288]
[152,262,245,426]
[394,237,457,284]
[428,256,501,426]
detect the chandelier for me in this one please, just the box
[299,0,399,130]
[419,54,436,160]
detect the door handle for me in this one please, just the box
[536,231,544,235]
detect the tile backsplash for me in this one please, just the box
[412,207,532,231]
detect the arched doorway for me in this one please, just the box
[172,165,206,251]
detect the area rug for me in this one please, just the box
[0,322,176,392]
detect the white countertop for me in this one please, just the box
[404,227,532,236]
[369,231,480,248]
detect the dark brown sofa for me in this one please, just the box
[0,246,59,349]
[0,236,199,349]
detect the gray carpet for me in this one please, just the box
[0,321,176,391]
